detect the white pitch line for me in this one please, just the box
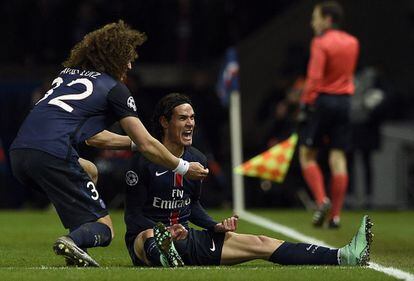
[240,210,414,281]
[369,263,414,281]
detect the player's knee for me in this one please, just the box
[257,235,280,248]
[105,223,115,241]
[139,229,154,241]
[97,217,115,243]
[299,146,317,167]
[253,235,283,257]
[88,165,99,185]
[79,158,99,185]
[91,173,98,186]
[136,229,154,249]
[329,150,347,174]
[135,230,154,265]
[257,235,270,245]
[101,224,114,247]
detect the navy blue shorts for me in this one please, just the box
[299,94,351,151]
[10,148,108,229]
[126,228,225,266]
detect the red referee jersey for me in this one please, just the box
[301,29,359,105]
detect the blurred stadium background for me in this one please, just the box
[1,0,414,211]
[0,0,414,279]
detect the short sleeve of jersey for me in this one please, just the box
[107,82,138,120]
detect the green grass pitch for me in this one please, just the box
[0,209,413,280]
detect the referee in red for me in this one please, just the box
[299,1,359,228]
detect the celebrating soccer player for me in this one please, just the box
[123,93,372,267]
[9,21,208,267]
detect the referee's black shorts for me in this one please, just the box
[10,148,108,229]
[299,93,351,151]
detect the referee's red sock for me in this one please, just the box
[302,163,326,206]
[330,174,348,219]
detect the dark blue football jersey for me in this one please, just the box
[11,68,138,160]
[124,146,217,236]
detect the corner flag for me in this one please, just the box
[234,134,298,183]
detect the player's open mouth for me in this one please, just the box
[182,130,193,141]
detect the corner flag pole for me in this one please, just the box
[218,47,244,214]
[230,90,245,214]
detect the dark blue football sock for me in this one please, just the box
[68,222,112,248]
[144,237,162,266]
[269,242,339,265]
[69,227,88,253]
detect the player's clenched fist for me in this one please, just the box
[185,162,209,180]
[167,224,188,241]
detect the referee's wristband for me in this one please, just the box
[131,141,138,151]
[172,158,189,175]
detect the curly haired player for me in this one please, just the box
[10,21,208,267]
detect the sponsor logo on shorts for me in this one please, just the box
[210,239,216,252]
[125,170,139,186]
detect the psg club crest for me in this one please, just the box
[125,170,139,186]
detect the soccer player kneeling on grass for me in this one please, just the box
[123,93,373,267]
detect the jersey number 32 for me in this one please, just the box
[36,77,93,113]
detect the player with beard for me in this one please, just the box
[123,93,372,268]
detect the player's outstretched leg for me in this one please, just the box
[339,215,373,266]
[53,236,100,267]
[153,222,184,267]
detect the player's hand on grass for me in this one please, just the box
[214,215,239,233]
[185,162,209,180]
[167,224,188,240]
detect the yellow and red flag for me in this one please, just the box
[234,133,298,183]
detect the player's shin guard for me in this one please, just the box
[144,237,163,266]
[68,222,112,248]
[269,242,339,265]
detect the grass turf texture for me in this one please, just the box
[0,209,413,281]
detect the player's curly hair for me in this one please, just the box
[152,93,193,141]
[63,20,147,80]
